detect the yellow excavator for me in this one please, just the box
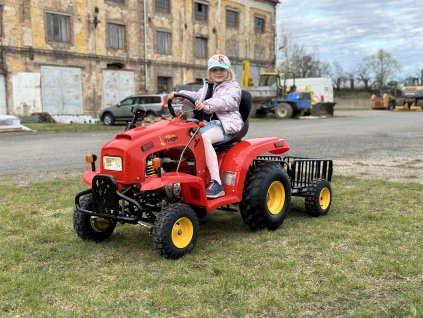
[394,69,423,111]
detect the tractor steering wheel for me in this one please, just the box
[168,93,197,118]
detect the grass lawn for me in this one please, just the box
[1,175,422,317]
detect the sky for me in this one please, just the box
[276,0,423,78]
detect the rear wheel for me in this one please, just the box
[240,162,291,231]
[152,203,199,259]
[73,194,117,241]
[102,112,115,126]
[305,179,332,217]
[275,103,293,119]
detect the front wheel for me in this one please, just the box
[275,103,293,119]
[305,179,332,217]
[73,194,117,241]
[240,162,291,231]
[152,203,199,259]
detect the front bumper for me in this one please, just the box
[75,174,143,223]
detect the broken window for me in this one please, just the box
[46,13,70,43]
[255,16,265,33]
[108,23,125,49]
[195,2,208,21]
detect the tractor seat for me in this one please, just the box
[213,90,252,151]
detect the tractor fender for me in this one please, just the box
[220,137,290,200]
[141,172,208,207]
[82,170,99,186]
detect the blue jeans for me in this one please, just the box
[199,120,234,142]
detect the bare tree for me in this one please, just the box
[362,49,401,91]
[355,63,371,90]
[332,62,348,90]
[277,32,330,78]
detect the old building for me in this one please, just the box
[0,0,278,117]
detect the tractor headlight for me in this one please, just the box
[103,156,123,171]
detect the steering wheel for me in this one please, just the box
[168,93,197,118]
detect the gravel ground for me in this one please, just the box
[1,110,422,186]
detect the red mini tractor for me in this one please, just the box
[74,91,333,259]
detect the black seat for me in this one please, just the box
[213,90,252,151]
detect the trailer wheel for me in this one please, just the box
[305,179,332,217]
[152,203,199,259]
[240,162,291,231]
[73,194,117,242]
[275,103,293,119]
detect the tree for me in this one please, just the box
[355,63,371,90]
[362,49,401,91]
[332,62,348,90]
[277,31,331,78]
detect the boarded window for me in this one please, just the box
[195,2,208,21]
[195,37,207,58]
[155,0,170,13]
[108,23,125,49]
[156,31,171,54]
[46,13,70,43]
[255,16,265,33]
[226,9,238,28]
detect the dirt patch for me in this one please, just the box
[335,158,423,184]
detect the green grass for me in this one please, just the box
[1,175,422,317]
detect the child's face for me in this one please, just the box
[210,67,229,83]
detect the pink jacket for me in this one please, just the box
[178,80,244,135]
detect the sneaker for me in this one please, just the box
[206,179,225,199]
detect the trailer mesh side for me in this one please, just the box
[254,155,333,195]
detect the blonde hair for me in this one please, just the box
[207,68,237,83]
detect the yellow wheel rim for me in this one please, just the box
[267,181,285,215]
[171,217,194,249]
[319,187,331,210]
[90,217,112,232]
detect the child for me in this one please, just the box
[168,54,243,198]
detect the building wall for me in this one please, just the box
[0,0,277,117]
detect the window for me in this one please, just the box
[226,9,239,28]
[156,31,171,54]
[108,23,125,49]
[157,77,172,93]
[255,16,265,33]
[46,13,70,43]
[155,0,170,13]
[195,2,208,21]
[107,0,124,4]
[226,40,239,58]
[195,37,208,58]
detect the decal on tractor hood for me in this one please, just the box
[160,134,178,146]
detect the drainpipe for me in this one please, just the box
[143,0,149,91]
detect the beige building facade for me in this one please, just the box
[0,0,278,117]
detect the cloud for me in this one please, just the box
[277,0,423,77]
